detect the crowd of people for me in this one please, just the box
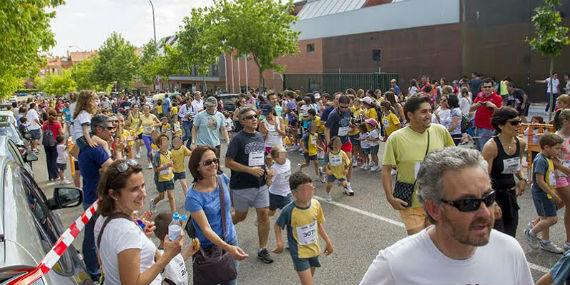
[6,71,570,284]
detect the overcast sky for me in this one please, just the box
[49,0,214,56]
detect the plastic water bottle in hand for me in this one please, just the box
[168,212,181,241]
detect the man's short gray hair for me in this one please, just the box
[91,114,109,134]
[417,147,488,206]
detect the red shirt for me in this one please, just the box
[41,121,62,141]
[473,91,503,129]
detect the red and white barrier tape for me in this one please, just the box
[9,203,98,285]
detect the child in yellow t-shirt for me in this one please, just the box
[380,101,401,141]
[150,134,176,212]
[171,136,192,195]
[300,123,321,179]
[172,115,182,137]
[324,136,353,201]
[160,116,171,135]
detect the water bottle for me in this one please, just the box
[168,212,181,241]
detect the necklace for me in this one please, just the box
[499,135,516,152]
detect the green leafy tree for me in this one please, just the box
[0,0,64,98]
[92,32,139,91]
[139,40,163,86]
[70,56,97,90]
[529,0,570,118]
[36,69,77,96]
[214,0,299,88]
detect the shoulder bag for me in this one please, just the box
[393,130,430,207]
[192,175,238,285]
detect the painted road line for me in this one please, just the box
[315,196,550,274]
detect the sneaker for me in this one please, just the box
[135,153,141,159]
[149,198,156,212]
[391,169,397,176]
[369,165,379,172]
[540,240,564,254]
[147,163,153,169]
[343,184,354,196]
[61,179,72,185]
[525,221,533,232]
[318,167,326,183]
[257,248,274,264]
[352,161,359,168]
[524,228,540,249]
[325,192,332,202]
[564,242,570,251]
[361,163,369,170]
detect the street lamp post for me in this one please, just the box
[148,0,157,44]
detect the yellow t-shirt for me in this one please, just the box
[171,146,192,173]
[120,129,133,147]
[364,107,378,121]
[382,112,401,136]
[156,151,174,182]
[155,105,163,116]
[382,124,455,207]
[130,114,142,134]
[141,114,158,135]
[327,150,350,179]
[307,132,318,156]
[170,106,179,116]
[349,107,364,136]
[311,116,325,134]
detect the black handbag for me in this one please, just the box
[192,176,237,285]
[393,130,430,207]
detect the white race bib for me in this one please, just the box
[501,157,520,175]
[338,126,349,136]
[160,169,171,176]
[549,171,557,187]
[248,151,265,166]
[296,220,318,246]
[330,154,342,166]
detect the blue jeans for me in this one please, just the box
[82,203,100,280]
[182,120,193,147]
[545,92,559,112]
[475,127,495,151]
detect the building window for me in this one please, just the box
[306,43,315,53]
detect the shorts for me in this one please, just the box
[57,163,67,171]
[326,175,346,183]
[292,256,321,272]
[173,172,186,181]
[304,153,317,163]
[369,145,379,155]
[231,186,270,212]
[349,135,360,147]
[341,140,353,153]
[269,193,293,211]
[556,176,570,188]
[137,133,143,140]
[362,147,370,155]
[156,180,175,193]
[29,129,41,140]
[398,207,427,231]
[532,188,558,217]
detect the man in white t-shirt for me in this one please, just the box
[26,102,42,152]
[361,147,533,285]
[536,72,561,112]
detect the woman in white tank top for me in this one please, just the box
[259,105,286,153]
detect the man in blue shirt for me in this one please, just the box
[191,96,229,158]
[78,114,116,282]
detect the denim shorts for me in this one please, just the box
[269,193,292,211]
[369,145,379,155]
[304,153,317,163]
[327,175,346,183]
[57,163,67,171]
[361,147,370,155]
[292,256,321,272]
[532,188,557,217]
[173,172,186,181]
[156,179,175,193]
[30,129,41,140]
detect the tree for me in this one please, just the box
[0,0,64,98]
[70,56,97,90]
[36,69,77,96]
[92,32,139,91]
[529,0,570,119]
[213,0,299,89]
[138,40,163,86]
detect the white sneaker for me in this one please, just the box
[540,241,564,254]
[325,192,332,202]
[390,169,397,176]
[135,153,141,159]
[361,163,369,170]
[343,184,354,196]
[147,163,153,169]
[352,161,359,168]
[369,165,379,172]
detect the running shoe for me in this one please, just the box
[61,179,72,185]
[391,169,397,176]
[343,184,354,196]
[135,153,141,159]
[361,163,369,170]
[326,192,332,202]
[257,248,274,264]
[369,165,379,172]
[524,228,540,249]
[540,241,564,254]
[318,167,326,183]
[147,163,153,169]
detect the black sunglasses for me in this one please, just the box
[243,114,257,120]
[115,159,140,173]
[201,158,220,166]
[339,105,349,109]
[508,120,522,126]
[440,191,496,212]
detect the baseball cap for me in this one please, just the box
[362,97,374,106]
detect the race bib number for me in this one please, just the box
[549,171,557,187]
[383,119,389,127]
[414,162,422,179]
[160,169,171,176]
[248,151,265,166]
[501,157,520,175]
[330,155,342,166]
[143,125,153,134]
[338,126,349,136]
[311,136,317,145]
[296,220,318,246]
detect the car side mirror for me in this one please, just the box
[48,187,83,210]
[25,152,38,162]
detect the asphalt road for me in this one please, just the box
[35,139,564,284]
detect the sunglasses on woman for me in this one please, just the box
[115,159,140,173]
[507,119,522,126]
[440,191,496,212]
[201,158,220,166]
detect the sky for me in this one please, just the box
[49,0,215,57]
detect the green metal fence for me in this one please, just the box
[283,73,399,94]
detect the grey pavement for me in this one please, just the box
[33,139,564,284]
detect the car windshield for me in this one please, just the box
[0,123,22,145]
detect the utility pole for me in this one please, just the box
[148,0,157,45]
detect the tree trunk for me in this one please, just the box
[549,56,554,120]
[253,57,265,92]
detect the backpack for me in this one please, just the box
[42,125,57,147]
[460,114,472,133]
